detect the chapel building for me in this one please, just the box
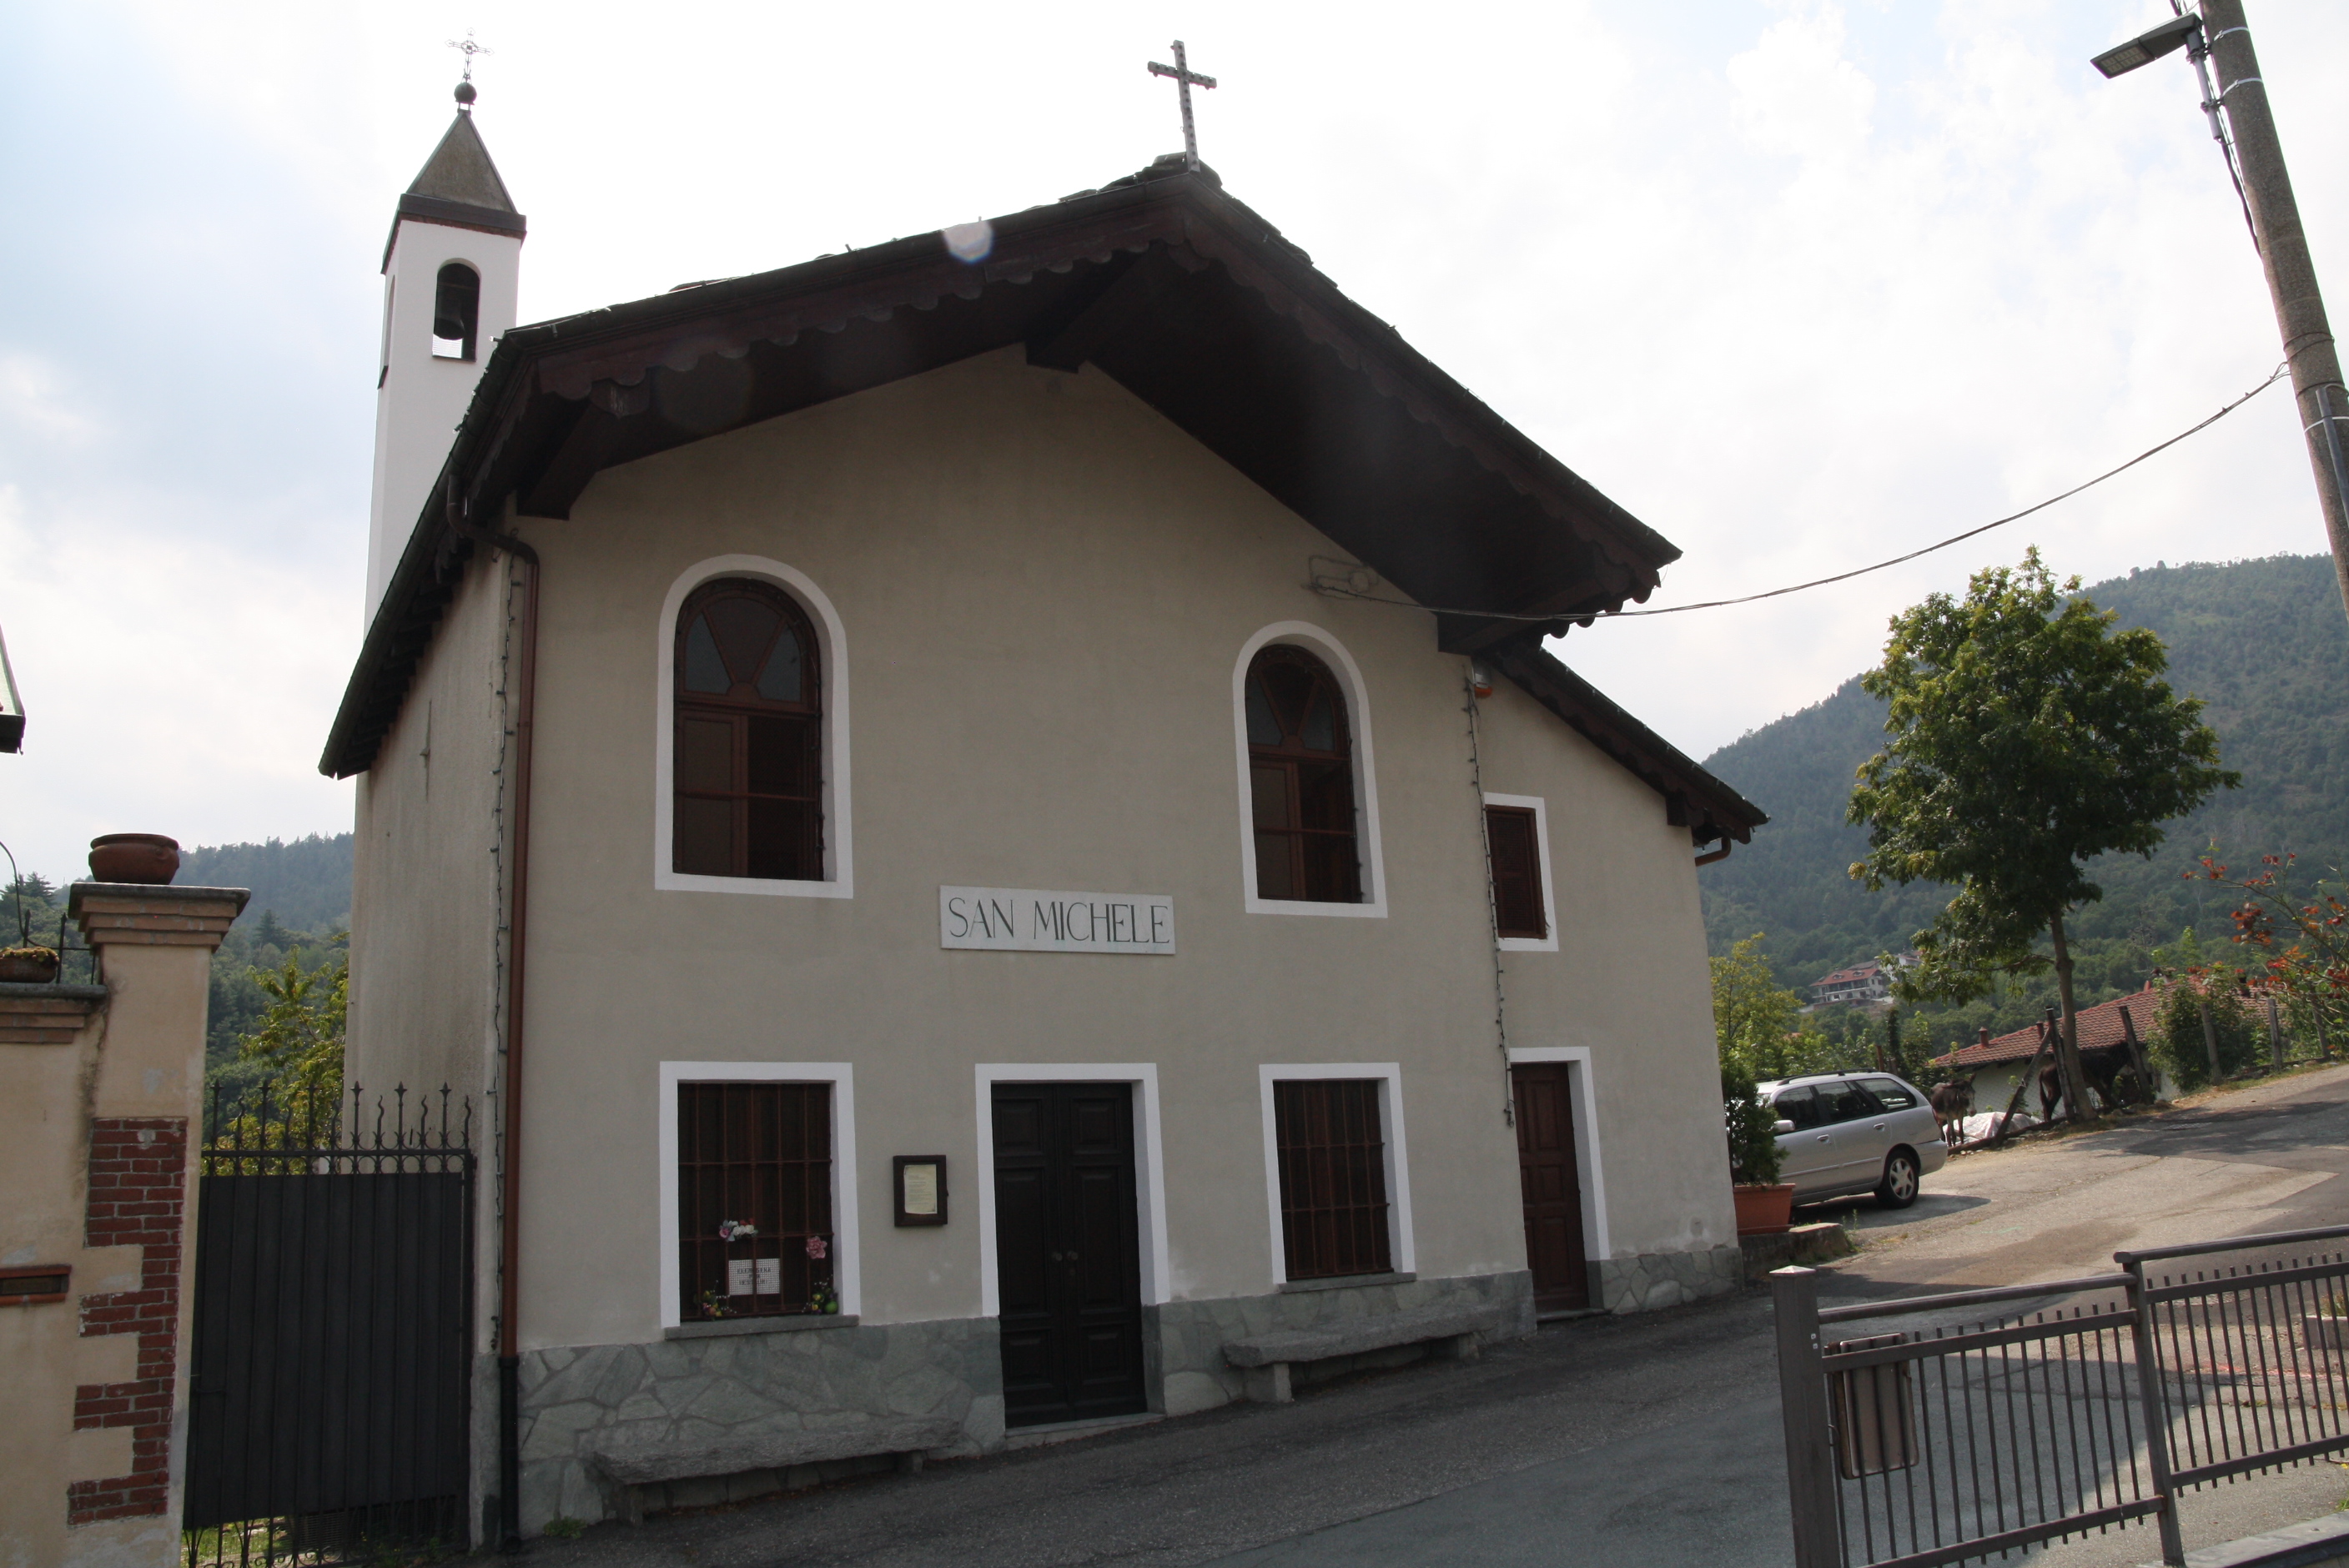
[332,87,1767,1535]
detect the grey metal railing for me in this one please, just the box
[1774,1223,2349,1568]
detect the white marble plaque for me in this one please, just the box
[939,887,1175,954]
[728,1259,755,1295]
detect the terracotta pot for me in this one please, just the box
[88,834,180,886]
[1733,1182,1798,1237]
[0,948,62,984]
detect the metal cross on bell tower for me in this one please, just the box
[447,31,491,83]
[1147,41,1218,173]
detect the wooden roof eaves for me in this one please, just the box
[1488,639,1767,845]
[323,168,1688,778]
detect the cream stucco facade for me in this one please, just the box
[349,343,1747,1531]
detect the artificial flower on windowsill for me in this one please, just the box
[805,1234,838,1313]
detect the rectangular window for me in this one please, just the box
[1484,805,1547,940]
[1273,1079,1393,1279]
[677,1083,835,1319]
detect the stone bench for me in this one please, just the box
[586,1418,963,1524]
[1223,1302,1509,1403]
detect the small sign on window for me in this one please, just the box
[727,1259,782,1295]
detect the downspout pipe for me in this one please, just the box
[450,486,540,1552]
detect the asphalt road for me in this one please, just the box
[526,1063,2349,1568]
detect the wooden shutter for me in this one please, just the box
[1485,805,1547,939]
[1272,1079,1393,1279]
[677,1083,834,1319]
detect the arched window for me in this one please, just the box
[673,579,822,880]
[432,262,480,360]
[1245,646,1361,902]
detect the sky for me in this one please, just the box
[2,0,2344,883]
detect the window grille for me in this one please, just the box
[1273,1079,1392,1279]
[677,1083,834,1319]
[1484,805,1547,939]
[674,578,823,880]
[1245,646,1361,902]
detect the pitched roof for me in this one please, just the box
[1816,963,1883,987]
[1929,987,2162,1070]
[385,105,526,264]
[321,157,1762,846]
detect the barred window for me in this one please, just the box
[674,578,823,881]
[1273,1079,1392,1280]
[1245,646,1361,903]
[677,1083,834,1320]
[1484,805,1547,940]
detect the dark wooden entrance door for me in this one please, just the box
[1512,1063,1591,1312]
[992,1082,1147,1427]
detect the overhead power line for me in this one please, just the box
[1311,362,2291,624]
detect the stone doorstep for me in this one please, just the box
[1738,1222,1856,1282]
[586,1418,964,1526]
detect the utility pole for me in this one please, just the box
[2196,3,2349,624]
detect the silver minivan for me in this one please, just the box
[1757,1072,1949,1208]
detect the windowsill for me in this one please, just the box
[1278,1271,1415,1294]
[666,1313,858,1339]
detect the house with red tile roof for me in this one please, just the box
[1925,984,2170,1113]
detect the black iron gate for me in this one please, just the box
[184,1088,475,1566]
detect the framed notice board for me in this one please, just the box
[893,1156,948,1227]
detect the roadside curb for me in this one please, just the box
[2181,1509,2349,1568]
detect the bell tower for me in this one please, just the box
[366,79,525,622]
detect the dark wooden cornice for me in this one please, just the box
[1487,638,1766,849]
[323,161,1685,779]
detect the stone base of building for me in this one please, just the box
[1593,1244,1745,1314]
[512,1260,1727,1533]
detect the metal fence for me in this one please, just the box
[183,1084,475,1568]
[1775,1223,2349,1568]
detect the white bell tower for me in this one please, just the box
[366,79,525,623]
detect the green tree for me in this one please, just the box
[227,953,349,1146]
[1849,551,2238,1121]
[1711,932,1830,1081]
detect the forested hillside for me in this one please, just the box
[3,832,355,1078]
[1698,555,2349,1048]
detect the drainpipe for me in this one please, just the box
[450,486,540,1552]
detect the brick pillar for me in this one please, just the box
[0,881,246,1566]
[68,1118,193,1524]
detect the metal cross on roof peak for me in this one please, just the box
[1146,40,1218,173]
[447,31,491,83]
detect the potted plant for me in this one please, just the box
[88,833,180,886]
[0,945,60,984]
[1726,1061,1795,1235]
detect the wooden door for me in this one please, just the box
[1512,1064,1590,1312]
[992,1083,1146,1427]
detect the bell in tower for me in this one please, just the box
[365,78,526,623]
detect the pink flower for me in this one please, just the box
[805,1235,828,1260]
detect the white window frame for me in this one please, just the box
[1256,1063,1416,1286]
[1482,792,1559,953]
[1230,622,1388,918]
[656,1061,861,1330]
[653,555,853,897]
[972,1064,1171,1319]
[1504,1045,1610,1261]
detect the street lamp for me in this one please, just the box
[2090,14,2200,78]
[2092,3,2349,627]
